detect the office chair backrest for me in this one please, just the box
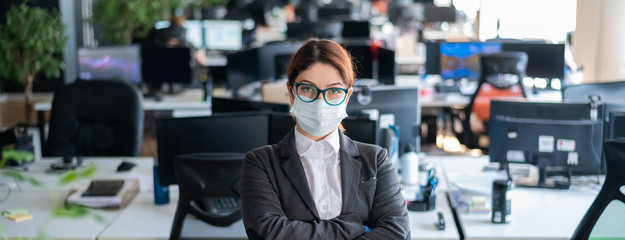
[471,51,528,122]
[171,152,245,240]
[46,80,143,157]
[562,80,625,102]
[572,139,625,239]
[458,52,528,150]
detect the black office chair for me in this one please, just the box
[46,80,144,157]
[171,152,245,240]
[572,139,625,239]
[455,51,528,151]
[562,80,625,102]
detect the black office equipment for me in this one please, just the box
[116,161,136,172]
[501,43,565,79]
[457,52,528,150]
[343,44,396,85]
[424,41,441,75]
[341,20,371,38]
[211,97,290,113]
[226,42,303,96]
[608,111,625,139]
[347,86,419,155]
[562,81,625,102]
[46,80,143,158]
[141,46,194,92]
[78,46,142,85]
[489,100,605,177]
[155,112,269,186]
[572,139,625,239]
[171,152,245,240]
[286,21,342,40]
[423,4,456,23]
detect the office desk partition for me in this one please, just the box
[432,155,600,240]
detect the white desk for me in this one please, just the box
[99,191,459,240]
[13,157,155,193]
[0,192,119,240]
[433,155,600,240]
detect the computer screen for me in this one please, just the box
[440,42,502,80]
[341,21,370,38]
[286,21,342,40]
[423,4,456,23]
[346,86,420,155]
[489,100,605,175]
[608,111,625,139]
[344,44,374,80]
[141,46,193,85]
[156,112,269,186]
[501,43,565,79]
[155,20,204,48]
[203,20,242,51]
[226,42,303,96]
[78,46,142,85]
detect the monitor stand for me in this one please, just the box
[49,155,82,171]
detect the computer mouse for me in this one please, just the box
[116,161,136,172]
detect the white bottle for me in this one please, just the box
[400,145,419,185]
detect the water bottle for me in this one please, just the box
[153,165,170,205]
[400,145,419,185]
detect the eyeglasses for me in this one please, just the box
[291,83,349,106]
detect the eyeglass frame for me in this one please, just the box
[290,82,350,106]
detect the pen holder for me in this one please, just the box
[407,185,437,211]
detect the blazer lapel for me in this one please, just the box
[279,129,320,219]
[339,132,361,214]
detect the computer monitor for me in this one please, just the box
[155,20,204,48]
[341,21,370,38]
[226,41,303,96]
[286,21,342,40]
[424,41,441,75]
[141,46,193,86]
[489,100,605,176]
[423,4,457,23]
[203,20,243,51]
[343,44,396,85]
[439,42,502,81]
[501,43,565,79]
[156,112,269,186]
[562,81,625,102]
[346,86,420,155]
[608,111,625,139]
[77,46,142,85]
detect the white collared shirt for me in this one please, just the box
[294,128,343,220]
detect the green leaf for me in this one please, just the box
[52,204,90,218]
[59,171,78,186]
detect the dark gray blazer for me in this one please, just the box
[241,129,410,240]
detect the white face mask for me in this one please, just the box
[290,96,348,137]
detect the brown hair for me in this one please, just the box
[287,38,355,88]
[170,15,186,27]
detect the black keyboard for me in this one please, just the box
[203,197,241,216]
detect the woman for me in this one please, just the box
[241,38,410,239]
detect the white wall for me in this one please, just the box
[573,0,625,83]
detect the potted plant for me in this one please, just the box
[92,0,176,45]
[0,3,67,127]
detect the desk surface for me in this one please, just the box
[100,158,460,240]
[34,89,210,112]
[434,155,600,240]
